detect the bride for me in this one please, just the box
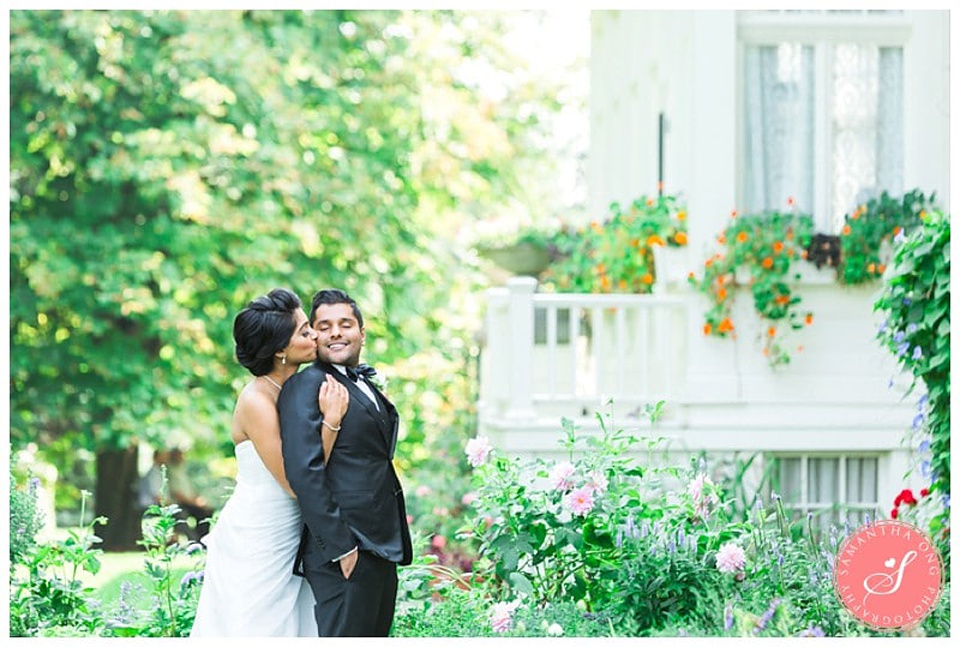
[190,288,348,636]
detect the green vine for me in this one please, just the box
[688,209,814,367]
[873,209,950,562]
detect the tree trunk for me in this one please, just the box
[95,445,142,551]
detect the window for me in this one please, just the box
[738,11,909,232]
[768,454,881,531]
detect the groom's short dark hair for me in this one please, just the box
[310,288,364,329]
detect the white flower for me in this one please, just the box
[547,623,564,636]
[549,461,576,491]
[716,541,746,574]
[490,599,520,633]
[687,472,719,518]
[587,469,609,495]
[465,436,493,467]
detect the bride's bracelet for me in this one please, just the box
[322,420,341,433]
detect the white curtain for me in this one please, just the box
[743,43,903,232]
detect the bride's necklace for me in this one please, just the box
[261,375,282,391]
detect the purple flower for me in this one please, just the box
[912,413,925,430]
[877,319,888,333]
[912,346,923,360]
[921,460,931,478]
[28,477,41,493]
[179,570,203,588]
[798,625,826,637]
[918,393,929,408]
[756,599,781,631]
[897,342,910,357]
[724,605,734,631]
[907,323,918,334]
[894,330,906,343]
[919,439,931,453]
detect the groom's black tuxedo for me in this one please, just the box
[278,359,412,636]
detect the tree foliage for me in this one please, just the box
[10,10,568,499]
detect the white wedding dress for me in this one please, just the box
[190,440,317,637]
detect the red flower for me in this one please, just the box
[894,488,918,507]
[921,488,930,497]
[891,508,899,519]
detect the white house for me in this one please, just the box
[477,10,949,528]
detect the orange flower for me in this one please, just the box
[787,196,795,207]
[647,234,666,247]
[596,263,606,274]
[762,257,774,269]
[736,231,748,243]
[801,250,808,260]
[631,238,640,247]
[646,198,655,207]
[878,264,886,274]
[687,271,696,281]
[763,348,770,357]
[591,221,602,233]
[805,313,813,325]
[852,211,860,220]
[676,210,687,221]
[600,275,611,291]
[867,263,876,273]
[787,248,795,257]
[893,226,902,236]
[796,345,804,353]
[767,326,776,338]
[717,234,726,245]
[785,227,794,240]
[775,295,789,306]
[842,224,852,236]
[674,231,688,245]
[718,318,735,333]
[705,258,714,268]
[717,287,728,302]
[772,241,784,254]
[703,323,712,335]
[731,209,738,219]
[641,273,654,285]
[618,279,628,290]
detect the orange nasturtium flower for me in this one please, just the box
[842,224,852,236]
[767,326,777,338]
[688,271,696,281]
[717,287,728,302]
[893,226,902,236]
[641,273,654,285]
[646,198,655,207]
[731,210,738,219]
[717,233,726,245]
[787,196,795,207]
[867,263,876,273]
[677,210,687,221]
[618,279,628,290]
[718,318,734,333]
[646,234,666,247]
[878,264,886,274]
[674,231,688,245]
[775,295,790,306]
[703,322,712,335]
[600,275,611,291]
[772,241,785,254]
[805,313,814,325]
[736,231,748,243]
[762,257,774,269]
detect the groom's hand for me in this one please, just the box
[339,548,359,580]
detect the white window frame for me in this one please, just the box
[767,452,883,525]
[736,11,912,232]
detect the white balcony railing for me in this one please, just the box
[479,277,688,424]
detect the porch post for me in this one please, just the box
[504,276,538,422]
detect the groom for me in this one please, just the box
[278,288,412,637]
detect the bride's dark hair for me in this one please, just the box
[233,288,302,376]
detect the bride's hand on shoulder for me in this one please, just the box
[318,374,349,428]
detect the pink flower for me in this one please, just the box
[550,461,576,491]
[461,492,478,506]
[716,541,746,574]
[564,486,595,517]
[415,485,432,497]
[431,534,447,550]
[465,436,493,467]
[490,600,520,633]
[587,470,609,495]
[687,472,719,518]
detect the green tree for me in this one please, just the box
[10,10,568,548]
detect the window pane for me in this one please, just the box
[831,45,903,231]
[743,44,815,214]
[808,457,839,503]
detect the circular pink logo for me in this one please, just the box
[833,519,943,630]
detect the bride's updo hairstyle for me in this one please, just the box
[233,288,302,376]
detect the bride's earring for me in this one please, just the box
[281,354,287,365]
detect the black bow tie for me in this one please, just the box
[345,364,377,383]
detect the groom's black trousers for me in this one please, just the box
[306,550,398,637]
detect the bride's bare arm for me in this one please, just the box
[318,375,349,462]
[238,391,297,497]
